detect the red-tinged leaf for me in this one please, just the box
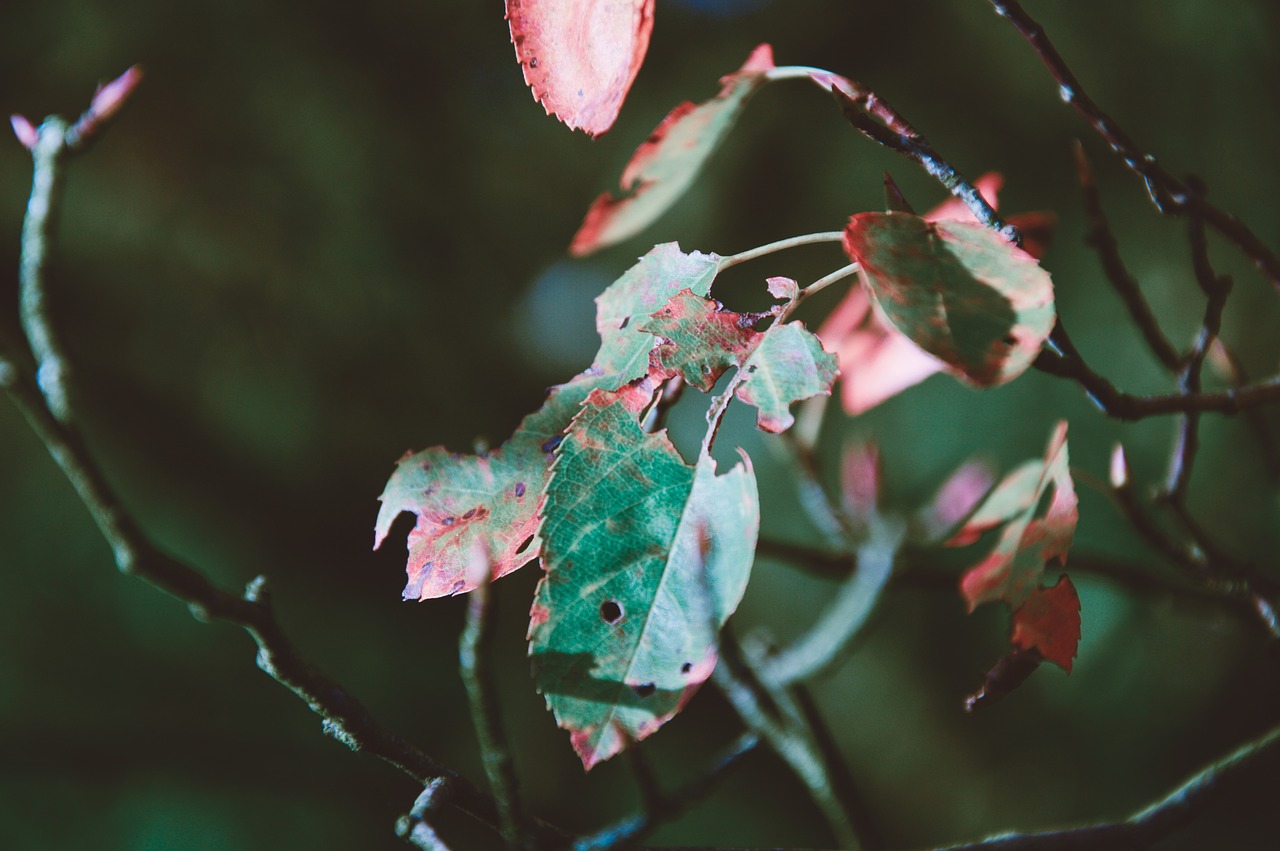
[816,285,944,416]
[946,460,1043,548]
[913,458,996,545]
[376,244,719,599]
[1011,575,1081,672]
[641,289,763,391]
[530,389,758,769]
[841,440,880,529]
[639,288,836,433]
[571,45,775,255]
[506,0,655,136]
[959,422,1077,611]
[843,212,1055,387]
[819,173,1056,415]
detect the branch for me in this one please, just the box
[987,0,1280,287]
[459,571,528,850]
[925,721,1280,850]
[1072,141,1181,372]
[4,75,569,850]
[572,733,761,851]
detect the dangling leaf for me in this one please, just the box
[957,422,1081,690]
[842,212,1055,387]
[530,389,759,769]
[959,422,1076,611]
[506,0,656,136]
[1011,575,1081,672]
[639,288,837,433]
[375,244,718,599]
[571,44,776,255]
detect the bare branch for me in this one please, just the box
[987,0,1280,287]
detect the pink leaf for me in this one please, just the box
[506,0,655,136]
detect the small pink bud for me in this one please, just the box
[88,66,144,124]
[1109,443,1129,490]
[10,114,37,149]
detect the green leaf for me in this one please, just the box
[736,323,839,433]
[375,244,718,599]
[843,212,1055,386]
[530,389,759,769]
[571,45,776,256]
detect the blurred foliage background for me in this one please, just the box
[1,0,1278,848]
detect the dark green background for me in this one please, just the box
[1,0,1278,848]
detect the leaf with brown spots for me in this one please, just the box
[375,244,719,599]
[506,0,655,136]
[571,44,775,254]
[530,389,758,769]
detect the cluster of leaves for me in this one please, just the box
[377,19,1082,769]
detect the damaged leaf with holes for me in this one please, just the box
[530,389,759,769]
[375,243,719,599]
[640,287,837,433]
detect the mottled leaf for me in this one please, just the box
[641,289,762,391]
[1011,575,1081,672]
[530,389,759,769]
[571,44,775,255]
[639,288,836,433]
[958,422,1080,686]
[959,422,1076,611]
[843,212,1055,387]
[913,458,996,545]
[506,0,655,136]
[376,244,718,599]
[735,323,838,433]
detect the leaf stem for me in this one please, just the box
[459,573,528,850]
[717,231,844,271]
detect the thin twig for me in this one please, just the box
[460,572,528,850]
[987,0,1280,287]
[573,733,761,851]
[926,721,1280,850]
[1072,141,1181,371]
[397,778,455,851]
[759,517,903,687]
[713,630,863,850]
[4,82,569,850]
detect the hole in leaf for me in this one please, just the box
[632,683,656,698]
[747,364,758,373]
[619,316,630,329]
[515,535,535,556]
[680,662,692,674]
[600,600,623,623]
[515,481,526,498]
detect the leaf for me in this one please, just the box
[506,0,655,136]
[843,212,1055,387]
[530,389,759,769]
[816,285,945,416]
[912,458,996,545]
[820,174,1056,414]
[375,244,719,599]
[958,423,1080,687]
[571,44,775,255]
[639,288,837,433]
[735,323,838,433]
[959,422,1077,612]
[641,289,763,392]
[1010,575,1081,672]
